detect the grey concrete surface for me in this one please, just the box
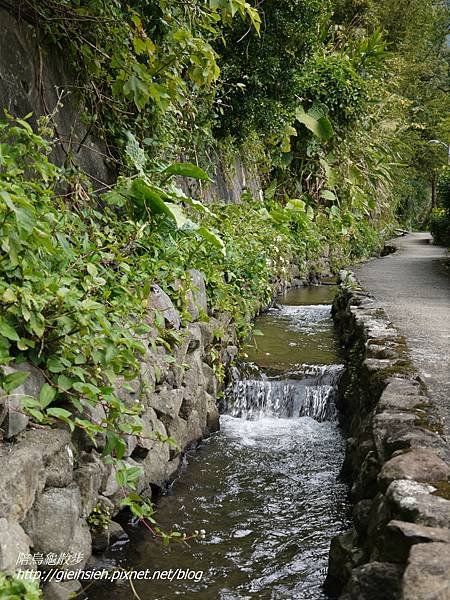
[354,233,450,443]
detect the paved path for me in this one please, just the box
[354,233,450,442]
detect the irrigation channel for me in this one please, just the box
[86,286,351,600]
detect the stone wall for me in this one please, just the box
[0,4,261,204]
[0,270,224,596]
[1,260,310,599]
[326,271,450,600]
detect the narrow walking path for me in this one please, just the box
[354,232,450,443]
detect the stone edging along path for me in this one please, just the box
[326,271,450,600]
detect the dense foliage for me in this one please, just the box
[429,166,450,246]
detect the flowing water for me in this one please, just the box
[86,286,350,600]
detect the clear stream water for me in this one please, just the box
[86,286,350,600]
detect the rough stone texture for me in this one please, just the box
[403,542,450,600]
[341,562,403,600]
[180,152,261,205]
[0,7,114,184]
[44,580,82,600]
[22,485,84,556]
[74,453,104,517]
[378,449,450,491]
[377,520,450,564]
[92,521,128,554]
[328,272,450,598]
[387,482,450,529]
[147,284,181,330]
[0,442,45,522]
[0,518,33,573]
[17,428,74,488]
[185,269,208,320]
[0,363,44,439]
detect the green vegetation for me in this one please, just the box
[0,573,42,600]
[0,0,448,579]
[429,166,450,246]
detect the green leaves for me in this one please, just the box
[296,104,334,141]
[161,163,210,181]
[39,383,56,408]
[1,369,29,393]
[131,178,171,219]
[197,226,226,256]
[0,318,19,341]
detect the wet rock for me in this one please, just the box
[0,518,33,572]
[341,561,403,600]
[0,363,44,438]
[378,449,450,491]
[147,284,181,330]
[402,542,450,599]
[377,519,450,564]
[325,528,361,593]
[0,442,45,521]
[91,529,109,554]
[352,450,380,500]
[109,521,128,545]
[92,520,128,554]
[291,278,303,287]
[44,580,82,600]
[353,499,373,535]
[205,392,220,433]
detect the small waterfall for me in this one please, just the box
[226,363,343,422]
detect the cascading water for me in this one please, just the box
[86,286,350,600]
[227,363,342,421]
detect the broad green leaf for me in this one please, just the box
[0,319,19,341]
[39,383,56,408]
[123,75,149,111]
[165,203,188,229]
[296,105,333,141]
[285,198,306,212]
[162,162,211,181]
[320,190,336,201]
[47,357,66,373]
[197,226,226,256]
[131,178,173,219]
[57,374,73,391]
[47,407,74,431]
[330,205,340,217]
[1,370,29,392]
